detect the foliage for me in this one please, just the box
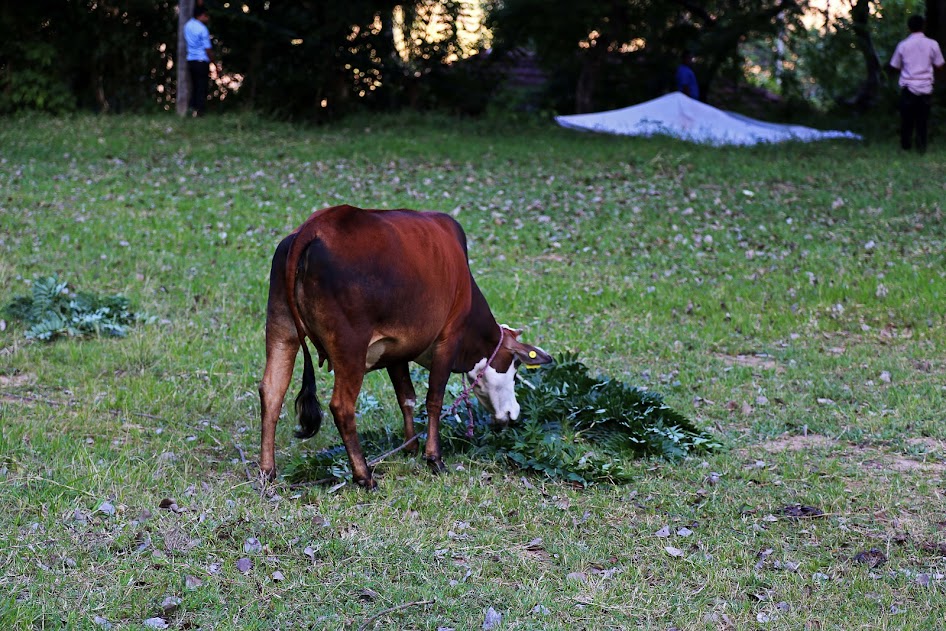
[286,354,717,485]
[0,1,176,114]
[5,277,140,341]
[790,0,924,108]
[207,0,497,117]
[487,0,806,112]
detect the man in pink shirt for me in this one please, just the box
[889,15,945,153]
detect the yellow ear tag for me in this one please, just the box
[523,351,539,369]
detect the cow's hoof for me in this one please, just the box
[356,477,378,491]
[426,457,447,475]
[260,466,277,482]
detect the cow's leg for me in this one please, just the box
[259,334,299,479]
[329,360,375,489]
[423,355,454,474]
[387,363,418,456]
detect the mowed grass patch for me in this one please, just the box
[1,113,945,629]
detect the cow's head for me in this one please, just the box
[467,326,553,424]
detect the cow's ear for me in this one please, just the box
[500,325,523,339]
[514,344,553,367]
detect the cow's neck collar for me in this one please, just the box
[449,325,505,437]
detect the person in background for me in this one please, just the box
[184,6,221,117]
[889,15,945,153]
[676,52,699,100]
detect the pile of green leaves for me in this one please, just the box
[4,277,139,341]
[286,354,718,486]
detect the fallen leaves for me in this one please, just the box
[158,498,186,514]
[852,548,887,568]
[482,606,502,630]
[184,574,203,590]
[781,504,825,519]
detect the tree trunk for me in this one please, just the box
[849,0,881,109]
[575,56,600,114]
[176,0,194,116]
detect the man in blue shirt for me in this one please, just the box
[676,53,699,100]
[184,6,220,116]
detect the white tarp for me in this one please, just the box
[555,92,861,146]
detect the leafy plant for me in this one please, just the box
[286,353,718,486]
[5,277,140,341]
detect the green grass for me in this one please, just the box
[1,111,945,629]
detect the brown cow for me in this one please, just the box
[259,205,552,489]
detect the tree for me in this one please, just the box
[176,0,194,116]
[1,1,177,114]
[848,0,882,108]
[488,0,806,113]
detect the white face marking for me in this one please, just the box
[467,358,520,423]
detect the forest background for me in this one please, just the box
[2,1,943,121]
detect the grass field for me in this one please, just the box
[1,112,945,629]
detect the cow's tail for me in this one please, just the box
[293,341,322,439]
[285,219,324,440]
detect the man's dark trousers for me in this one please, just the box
[188,60,210,115]
[900,88,933,152]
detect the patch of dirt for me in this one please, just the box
[748,435,946,475]
[759,434,835,454]
[713,353,783,373]
[0,372,35,388]
[905,437,946,453]
[861,455,946,474]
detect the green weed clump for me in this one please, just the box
[287,354,717,485]
[5,276,140,341]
